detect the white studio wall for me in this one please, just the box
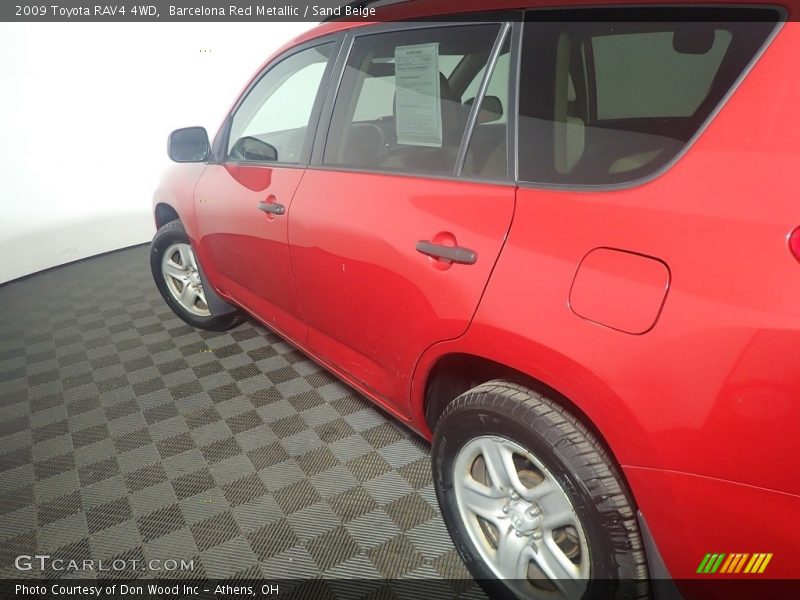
[0,21,313,284]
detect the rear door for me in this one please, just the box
[288,22,515,413]
[194,39,338,342]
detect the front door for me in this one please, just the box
[289,23,514,413]
[194,40,337,342]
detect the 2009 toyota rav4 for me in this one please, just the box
[150,1,800,597]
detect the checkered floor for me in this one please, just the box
[0,245,476,584]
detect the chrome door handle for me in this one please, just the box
[416,241,477,265]
[258,201,285,216]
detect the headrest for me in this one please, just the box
[554,32,585,174]
[340,123,386,167]
[673,26,716,55]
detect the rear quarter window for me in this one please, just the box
[593,29,732,120]
[518,7,781,186]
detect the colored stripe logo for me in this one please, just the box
[697,553,773,574]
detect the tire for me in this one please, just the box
[150,220,241,331]
[432,380,649,600]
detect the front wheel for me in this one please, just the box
[150,220,241,331]
[432,381,649,600]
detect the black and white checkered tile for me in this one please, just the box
[0,245,473,584]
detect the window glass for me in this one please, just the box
[228,43,334,164]
[353,73,395,122]
[439,54,464,78]
[462,52,509,116]
[323,24,501,175]
[593,31,732,120]
[462,37,511,179]
[518,8,779,185]
[350,55,463,122]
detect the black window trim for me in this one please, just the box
[209,32,346,169]
[514,4,787,193]
[307,15,520,186]
[509,18,524,183]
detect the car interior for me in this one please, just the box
[323,25,507,177]
[547,25,718,183]
[519,17,766,185]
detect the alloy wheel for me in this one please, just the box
[453,435,590,598]
[161,242,210,317]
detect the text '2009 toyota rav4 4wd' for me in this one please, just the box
[151,2,800,598]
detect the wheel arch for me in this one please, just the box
[423,353,612,457]
[154,202,180,229]
[150,218,240,323]
[415,340,657,484]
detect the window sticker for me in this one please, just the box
[394,43,442,147]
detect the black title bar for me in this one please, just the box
[2,1,387,22]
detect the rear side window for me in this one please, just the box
[593,30,732,120]
[518,7,780,186]
[323,24,502,176]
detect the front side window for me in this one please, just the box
[323,24,502,176]
[228,42,334,164]
[518,7,780,186]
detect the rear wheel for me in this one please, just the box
[432,380,649,600]
[151,220,241,331]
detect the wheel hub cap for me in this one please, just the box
[503,495,543,537]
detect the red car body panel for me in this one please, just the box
[626,467,800,581]
[153,2,800,584]
[153,162,205,234]
[288,170,514,414]
[193,164,308,342]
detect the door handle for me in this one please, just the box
[258,201,285,216]
[416,240,477,265]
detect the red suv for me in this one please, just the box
[151,2,799,597]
